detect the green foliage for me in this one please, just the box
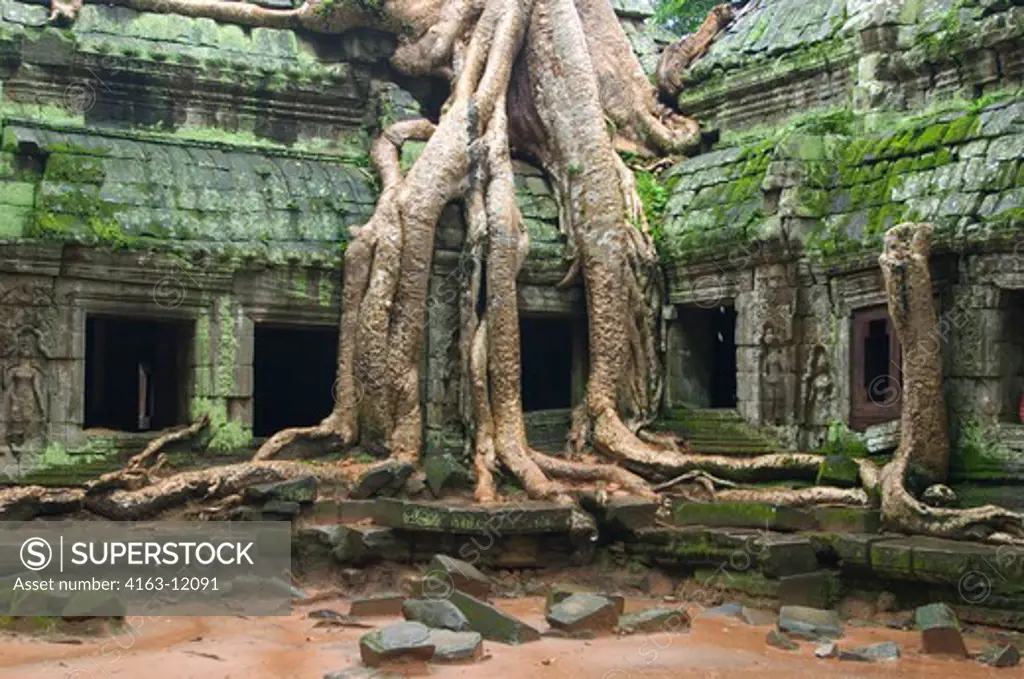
[636,170,671,243]
[654,0,718,34]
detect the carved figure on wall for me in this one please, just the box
[802,344,832,425]
[2,327,50,454]
[760,322,787,426]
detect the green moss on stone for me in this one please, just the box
[190,397,252,453]
[813,421,869,458]
[215,297,237,396]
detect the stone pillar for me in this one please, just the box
[748,263,799,437]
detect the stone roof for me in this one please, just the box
[660,98,1024,267]
[0,122,376,261]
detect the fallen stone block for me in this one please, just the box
[427,554,492,599]
[979,644,1021,668]
[739,607,775,626]
[766,629,798,651]
[426,629,484,663]
[359,622,436,667]
[815,641,838,658]
[616,608,690,634]
[915,603,968,657]
[351,462,415,500]
[545,586,624,615]
[447,590,540,644]
[402,598,470,631]
[349,594,406,617]
[839,641,900,662]
[546,593,619,634]
[778,606,843,640]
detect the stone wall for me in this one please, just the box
[677,0,1024,134]
[661,89,1024,467]
[0,0,605,474]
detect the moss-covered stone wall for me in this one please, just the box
[677,0,1024,133]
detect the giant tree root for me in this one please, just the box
[876,223,1024,545]
[0,461,357,521]
[124,415,210,472]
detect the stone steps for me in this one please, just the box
[654,407,784,455]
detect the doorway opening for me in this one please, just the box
[253,324,338,436]
[520,316,573,412]
[1001,291,1024,423]
[675,305,738,408]
[84,316,192,432]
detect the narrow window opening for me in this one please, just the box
[851,307,901,429]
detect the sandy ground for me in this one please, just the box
[0,596,1012,679]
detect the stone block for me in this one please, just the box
[979,644,1020,668]
[426,629,483,663]
[426,554,491,599]
[916,603,968,657]
[777,571,838,609]
[815,456,860,487]
[402,598,470,631]
[332,526,410,565]
[839,641,900,662]
[447,590,541,645]
[545,586,624,615]
[359,622,435,667]
[617,608,690,633]
[669,501,816,532]
[812,507,881,533]
[349,594,406,617]
[758,535,819,577]
[869,539,913,578]
[778,606,843,640]
[546,593,619,634]
[242,476,316,504]
[766,629,798,651]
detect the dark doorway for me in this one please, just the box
[84,316,192,431]
[674,305,737,408]
[709,307,738,408]
[1001,291,1024,423]
[850,306,902,429]
[520,316,573,412]
[253,324,338,436]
